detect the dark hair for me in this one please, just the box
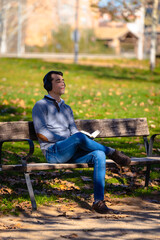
[43,71,63,92]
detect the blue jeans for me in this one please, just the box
[45,132,112,202]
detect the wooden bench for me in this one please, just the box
[0,117,160,211]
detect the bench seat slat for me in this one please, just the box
[1,157,160,172]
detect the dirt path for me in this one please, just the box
[0,197,160,240]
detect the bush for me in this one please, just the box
[25,25,114,54]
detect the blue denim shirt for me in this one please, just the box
[32,96,79,151]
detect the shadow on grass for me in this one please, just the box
[41,60,160,84]
[3,57,160,84]
[0,104,32,122]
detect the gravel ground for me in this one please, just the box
[0,197,160,240]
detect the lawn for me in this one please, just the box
[0,57,160,214]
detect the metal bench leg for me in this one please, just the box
[24,172,37,211]
[145,164,151,188]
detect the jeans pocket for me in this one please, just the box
[46,151,58,163]
[47,155,58,163]
[47,144,57,154]
[46,144,58,163]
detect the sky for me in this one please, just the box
[98,0,120,8]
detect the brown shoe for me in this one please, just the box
[92,200,111,214]
[109,150,131,166]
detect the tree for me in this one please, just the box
[93,0,141,21]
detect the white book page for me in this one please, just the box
[81,130,100,138]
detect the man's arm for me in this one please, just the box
[68,107,79,136]
[32,102,65,142]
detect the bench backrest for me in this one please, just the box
[0,118,149,142]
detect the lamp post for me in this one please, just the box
[74,0,79,63]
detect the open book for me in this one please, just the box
[80,130,100,139]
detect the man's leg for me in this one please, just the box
[70,150,106,201]
[46,132,113,163]
[70,149,110,214]
[46,132,130,166]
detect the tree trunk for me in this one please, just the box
[0,0,7,54]
[17,0,22,56]
[150,0,159,71]
[137,2,145,60]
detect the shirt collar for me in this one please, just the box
[46,94,64,106]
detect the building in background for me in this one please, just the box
[25,0,99,48]
[94,22,138,56]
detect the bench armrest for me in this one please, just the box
[0,139,34,166]
[149,134,160,156]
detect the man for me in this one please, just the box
[32,70,131,214]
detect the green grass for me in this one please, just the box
[0,57,160,214]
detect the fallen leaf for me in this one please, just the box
[2,158,9,162]
[148,99,154,105]
[67,214,81,219]
[18,99,26,108]
[140,152,146,155]
[81,176,92,182]
[94,97,100,101]
[70,102,75,106]
[81,86,86,90]
[116,91,121,95]
[83,184,92,190]
[140,102,144,106]
[96,91,102,96]
[2,99,9,105]
[61,233,78,239]
[84,99,91,103]
[82,104,87,107]
[31,99,36,103]
[41,66,45,70]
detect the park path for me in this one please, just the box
[0,197,160,240]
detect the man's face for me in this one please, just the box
[50,73,65,96]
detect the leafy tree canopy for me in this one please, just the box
[92,0,142,21]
